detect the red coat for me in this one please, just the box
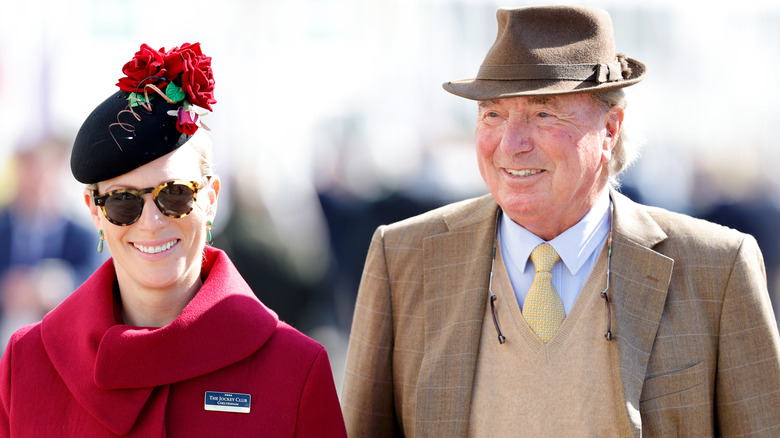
[0,247,347,437]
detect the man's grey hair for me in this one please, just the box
[591,88,641,187]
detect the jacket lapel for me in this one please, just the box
[609,191,674,436]
[416,195,498,438]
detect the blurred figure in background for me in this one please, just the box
[0,137,100,347]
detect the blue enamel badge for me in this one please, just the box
[204,391,251,414]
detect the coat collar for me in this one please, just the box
[40,247,278,435]
[417,191,673,437]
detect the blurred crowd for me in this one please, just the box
[0,137,105,347]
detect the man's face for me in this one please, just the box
[475,93,622,240]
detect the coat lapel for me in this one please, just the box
[609,190,674,436]
[416,195,498,438]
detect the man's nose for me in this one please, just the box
[498,116,533,154]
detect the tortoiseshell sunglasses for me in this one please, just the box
[93,180,203,226]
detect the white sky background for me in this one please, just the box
[1,0,780,223]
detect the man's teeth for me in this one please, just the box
[134,240,177,254]
[506,169,542,177]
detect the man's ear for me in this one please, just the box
[604,106,624,149]
[602,105,624,162]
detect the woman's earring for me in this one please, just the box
[97,230,104,253]
[206,221,213,244]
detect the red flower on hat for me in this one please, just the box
[117,42,216,135]
[176,107,200,135]
[165,43,217,111]
[116,44,170,93]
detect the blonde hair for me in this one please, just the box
[86,131,214,193]
[187,130,215,179]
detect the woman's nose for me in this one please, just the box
[134,194,167,228]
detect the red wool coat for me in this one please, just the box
[0,247,347,437]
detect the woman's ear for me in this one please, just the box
[83,189,103,232]
[204,176,220,221]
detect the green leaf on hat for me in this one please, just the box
[128,92,153,108]
[165,82,186,103]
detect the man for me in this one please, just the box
[342,5,780,437]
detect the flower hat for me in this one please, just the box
[71,42,216,184]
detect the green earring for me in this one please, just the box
[206,221,213,244]
[97,230,104,253]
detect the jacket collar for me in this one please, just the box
[608,189,674,436]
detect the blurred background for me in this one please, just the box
[1,0,779,395]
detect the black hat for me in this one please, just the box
[71,90,190,184]
[70,43,216,184]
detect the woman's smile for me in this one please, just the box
[132,239,180,255]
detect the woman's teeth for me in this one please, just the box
[133,240,177,254]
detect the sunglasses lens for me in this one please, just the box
[157,183,196,217]
[104,192,144,225]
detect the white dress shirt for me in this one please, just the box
[498,190,611,314]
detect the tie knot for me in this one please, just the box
[530,243,560,273]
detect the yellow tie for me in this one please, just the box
[524,243,565,343]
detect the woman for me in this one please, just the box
[0,43,347,437]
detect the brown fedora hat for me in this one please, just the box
[443,5,647,100]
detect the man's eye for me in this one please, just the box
[538,112,551,118]
[486,112,500,118]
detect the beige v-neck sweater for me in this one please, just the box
[468,243,625,437]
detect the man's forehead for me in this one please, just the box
[479,94,603,113]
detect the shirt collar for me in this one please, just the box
[499,189,611,275]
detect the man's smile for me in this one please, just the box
[504,168,544,177]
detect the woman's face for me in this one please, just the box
[85,144,219,296]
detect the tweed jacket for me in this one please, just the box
[342,191,780,437]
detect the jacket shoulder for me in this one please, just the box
[378,194,496,240]
[258,321,332,374]
[271,321,326,355]
[1,322,47,383]
[614,191,751,251]
[643,203,751,248]
[3,323,42,354]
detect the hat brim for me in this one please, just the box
[442,57,646,100]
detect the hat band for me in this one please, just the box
[477,61,624,83]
